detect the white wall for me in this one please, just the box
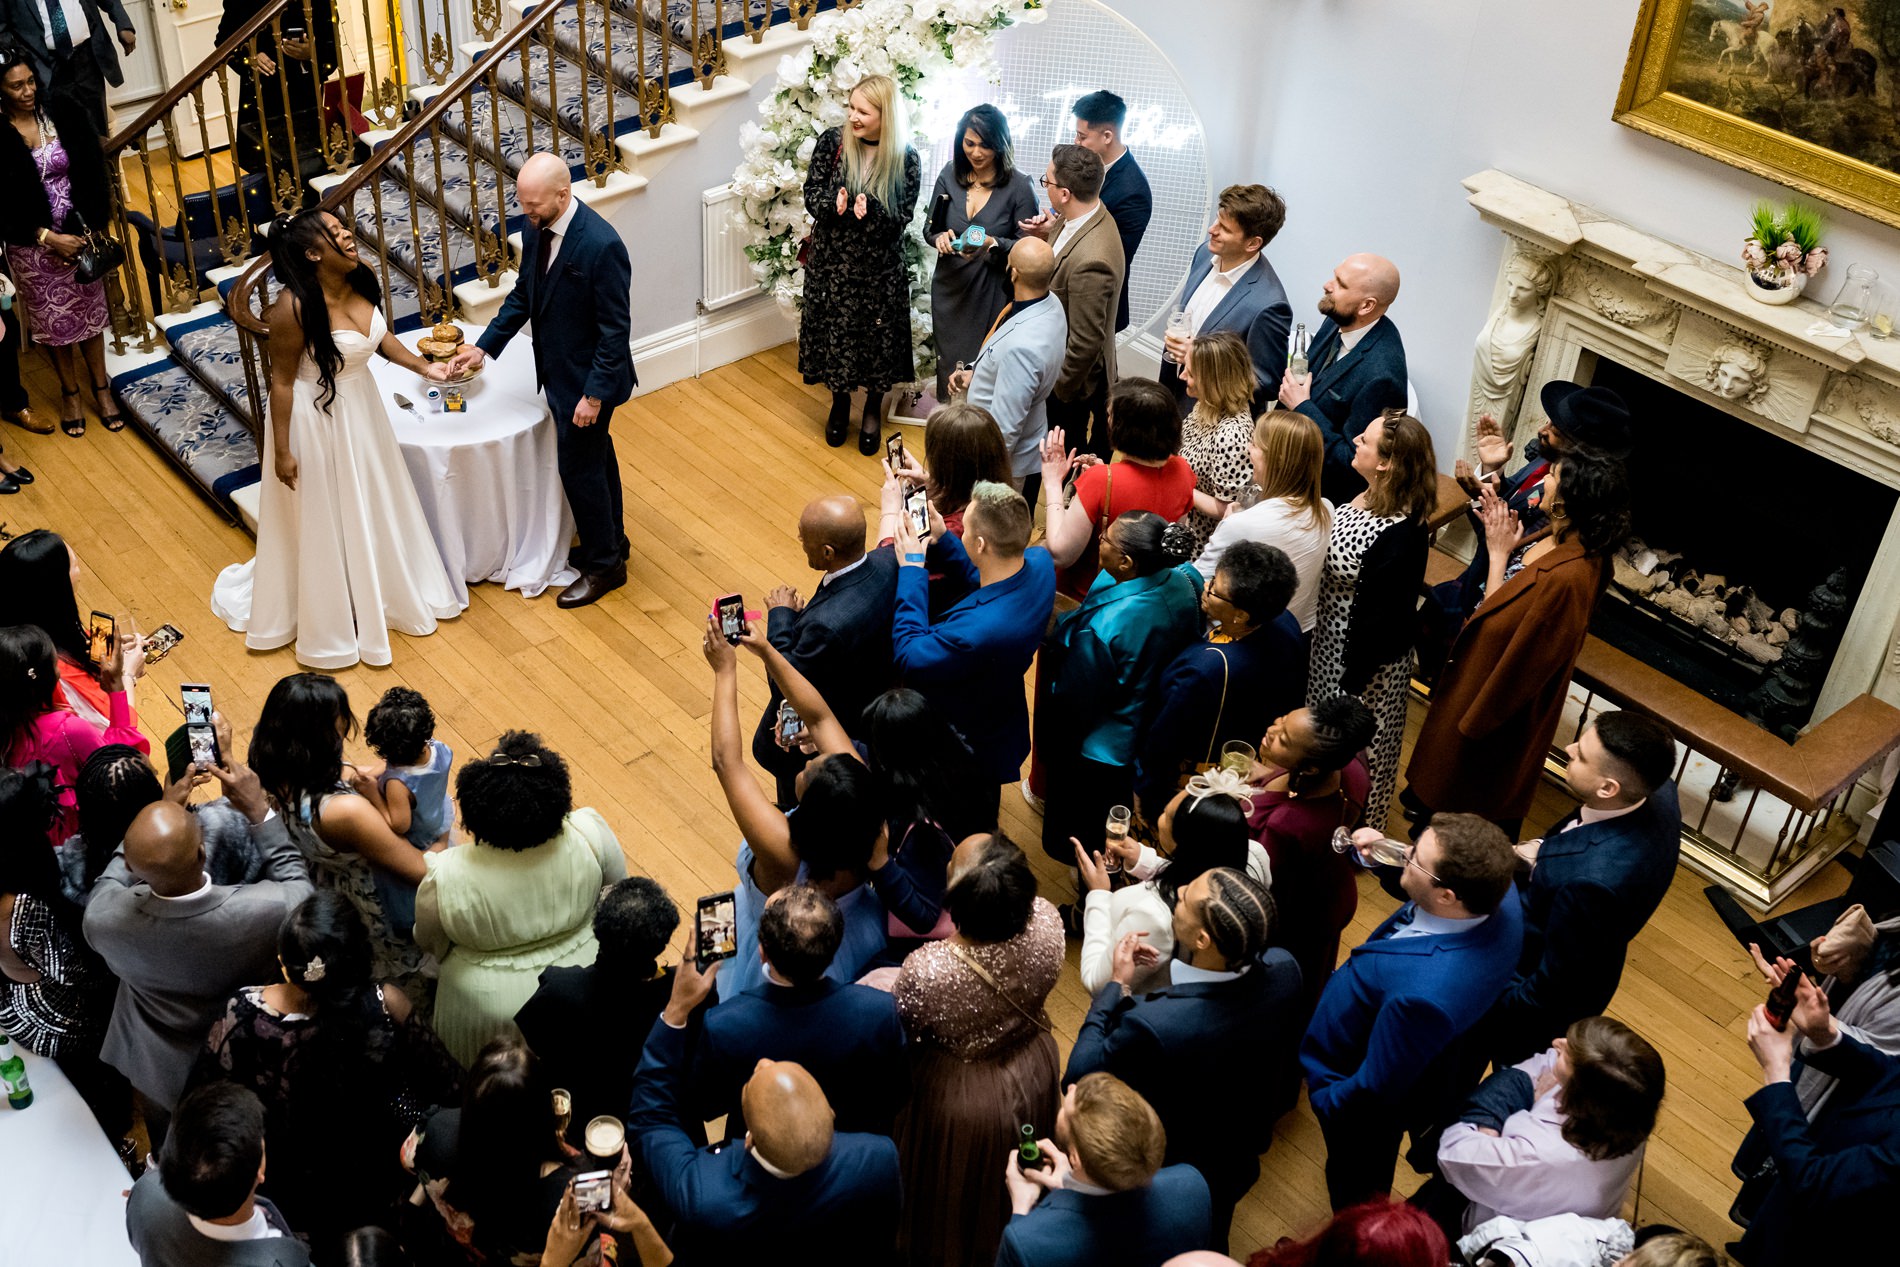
[1123,0,1900,462]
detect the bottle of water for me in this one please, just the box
[1288,323,1309,378]
[1,1032,33,1109]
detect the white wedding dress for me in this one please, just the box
[212,308,465,669]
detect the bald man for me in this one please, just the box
[83,748,311,1126]
[954,237,1069,502]
[1278,252,1410,502]
[751,493,897,803]
[449,151,636,608]
[631,959,903,1262]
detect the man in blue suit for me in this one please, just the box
[631,958,903,1265]
[1159,184,1293,416]
[1302,813,1523,1210]
[998,1072,1211,1267]
[1737,971,1900,1265]
[952,238,1068,507]
[1278,253,1408,504]
[690,884,907,1138]
[892,480,1055,785]
[1065,868,1302,1249]
[453,153,635,609]
[1485,711,1682,1067]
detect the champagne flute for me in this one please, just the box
[1330,827,1409,868]
[1104,804,1132,874]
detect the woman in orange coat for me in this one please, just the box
[1404,452,1629,835]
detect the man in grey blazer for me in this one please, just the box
[85,741,312,1130]
[1043,143,1125,460]
[1159,184,1293,416]
[951,237,1068,506]
[0,0,138,132]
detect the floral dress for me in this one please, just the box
[798,127,924,394]
[290,788,430,996]
[1179,406,1257,555]
[5,115,108,348]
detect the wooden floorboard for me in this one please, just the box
[4,340,1860,1257]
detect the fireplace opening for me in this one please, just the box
[1583,358,1898,729]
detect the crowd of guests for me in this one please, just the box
[2,71,1896,1267]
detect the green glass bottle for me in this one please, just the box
[1,1032,33,1110]
[1018,1123,1042,1169]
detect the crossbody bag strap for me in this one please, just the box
[947,941,1052,1033]
[1201,646,1231,766]
[1098,463,1115,534]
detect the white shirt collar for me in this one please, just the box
[1405,906,1489,937]
[1169,959,1243,987]
[547,196,581,240]
[750,1146,798,1179]
[1336,321,1374,355]
[1062,201,1102,231]
[187,1207,271,1243]
[1214,252,1260,282]
[154,873,214,902]
[1576,798,1645,827]
[819,554,869,586]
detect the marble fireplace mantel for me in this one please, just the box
[1461,168,1900,729]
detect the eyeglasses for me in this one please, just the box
[1039,176,1058,189]
[1405,843,1442,885]
[487,752,543,767]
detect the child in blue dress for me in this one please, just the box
[360,686,453,933]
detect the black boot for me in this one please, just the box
[859,392,885,455]
[825,391,851,447]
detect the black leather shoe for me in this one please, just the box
[3,465,31,484]
[824,394,851,447]
[0,473,18,494]
[556,562,627,609]
[858,417,880,456]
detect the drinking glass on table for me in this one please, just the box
[1104,805,1132,874]
[1163,309,1192,363]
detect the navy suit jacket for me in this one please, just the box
[1296,315,1408,503]
[1737,1034,1900,1265]
[892,537,1056,783]
[1135,608,1306,815]
[1159,244,1293,414]
[1302,888,1523,1125]
[477,197,635,409]
[757,548,898,741]
[994,1165,1212,1267]
[631,1018,903,1264]
[1101,151,1152,333]
[690,978,908,1138]
[1065,951,1304,1197]
[1489,784,1682,1061]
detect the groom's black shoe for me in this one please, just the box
[557,562,627,609]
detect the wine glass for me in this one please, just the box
[1104,804,1132,874]
[1219,740,1256,776]
[1163,309,1191,363]
[1329,827,1409,868]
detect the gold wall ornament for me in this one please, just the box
[1617,0,1900,231]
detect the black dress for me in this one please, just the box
[923,163,1039,400]
[799,128,922,395]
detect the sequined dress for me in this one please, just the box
[892,897,1063,1267]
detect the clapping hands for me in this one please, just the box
[1477,482,1524,557]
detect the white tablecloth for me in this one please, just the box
[370,325,578,603]
[0,1045,139,1267]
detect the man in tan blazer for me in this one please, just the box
[1039,143,1125,458]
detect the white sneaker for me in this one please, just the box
[1019,782,1045,815]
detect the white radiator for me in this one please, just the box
[701,184,758,313]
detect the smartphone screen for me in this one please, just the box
[886,433,905,471]
[775,700,805,746]
[696,891,738,969]
[88,611,115,663]
[572,1170,613,1213]
[181,683,221,769]
[907,488,930,538]
[715,593,746,644]
[144,624,184,664]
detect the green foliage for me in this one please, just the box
[1749,199,1826,250]
[1750,201,1783,247]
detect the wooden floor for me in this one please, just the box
[3,341,1852,1256]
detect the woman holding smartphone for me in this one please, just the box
[0,624,147,847]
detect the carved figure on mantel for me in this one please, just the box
[1468,252,1557,432]
[1705,339,1772,406]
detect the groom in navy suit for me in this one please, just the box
[452,152,635,608]
[1159,184,1293,416]
[1279,253,1409,504]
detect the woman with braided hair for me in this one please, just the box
[1064,866,1304,1249]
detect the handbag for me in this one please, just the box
[66,213,126,285]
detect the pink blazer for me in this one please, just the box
[13,692,147,845]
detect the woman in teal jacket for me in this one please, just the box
[1039,510,1201,870]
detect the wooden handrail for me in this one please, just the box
[227,1,567,332]
[104,0,294,155]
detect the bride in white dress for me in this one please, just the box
[212,210,464,668]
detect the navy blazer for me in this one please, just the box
[1135,607,1306,816]
[690,978,908,1138]
[1101,151,1153,334]
[1159,244,1293,414]
[1065,950,1304,1199]
[631,1018,903,1264]
[1737,1034,1900,1265]
[892,537,1056,784]
[1302,888,1524,1124]
[1296,315,1409,503]
[759,548,899,734]
[477,197,635,408]
[1489,784,1682,1061]
[994,1164,1212,1267]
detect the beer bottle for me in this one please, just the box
[1018,1123,1046,1171]
[1,1032,33,1109]
[1288,323,1310,378]
[1765,969,1804,1032]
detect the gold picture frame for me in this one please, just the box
[1615,0,1900,230]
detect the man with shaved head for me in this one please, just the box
[751,492,897,803]
[83,723,311,1138]
[631,958,903,1261]
[1278,252,1410,502]
[448,150,636,608]
[952,235,1068,503]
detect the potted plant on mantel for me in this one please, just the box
[1742,200,1828,305]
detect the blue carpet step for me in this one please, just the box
[110,355,260,519]
[164,312,256,419]
[437,76,592,181]
[619,0,793,48]
[385,132,521,242]
[345,175,485,290]
[536,5,694,111]
[489,42,627,157]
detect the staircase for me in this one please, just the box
[101,0,839,526]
